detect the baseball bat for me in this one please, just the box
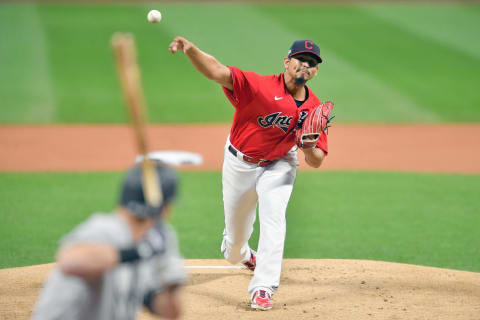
[111,33,163,208]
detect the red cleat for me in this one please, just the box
[251,289,272,310]
[242,250,256,271]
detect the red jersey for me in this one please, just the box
[222,66,328,161]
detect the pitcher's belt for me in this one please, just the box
[228,145,273,167]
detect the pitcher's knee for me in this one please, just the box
[223,247,244,264]
[225,253,244,264]
[221,240,246,264]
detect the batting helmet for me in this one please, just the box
[119,161,178,219]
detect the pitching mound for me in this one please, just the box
[1,259,479,320]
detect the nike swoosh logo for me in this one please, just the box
[274,96,283,101]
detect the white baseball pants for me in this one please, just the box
[221,139,298,296]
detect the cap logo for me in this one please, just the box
[305,41,313,49]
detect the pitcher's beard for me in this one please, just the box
[295,75,306,85]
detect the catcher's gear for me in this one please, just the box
[295,101,334,149]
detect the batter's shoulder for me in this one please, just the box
[162,223,181,248]
[60,213,132,248]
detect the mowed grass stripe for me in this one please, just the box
[288,171,480,272]
[0,172,124,268]
[361,4,480,61]
[247,4,438,122]
[1,171,478,272]
[308,50,438,122]
[1,4,479,123]
[36,4,148,123]
[138,4,235,123]
[142,2,332,122]
[258,4,480,122]
[160,3,436,123]
[35,4,234,123]
[158,3,293,73]
[0,4,55,123]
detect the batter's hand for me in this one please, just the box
[137,223,166,258]
[295,101,334,149]
[118,223,166,263]
[169,36,193,54]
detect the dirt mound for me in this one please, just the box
[1,259,479,320]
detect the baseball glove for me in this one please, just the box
[295,101,334,149]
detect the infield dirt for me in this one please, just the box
[1,124,480,173]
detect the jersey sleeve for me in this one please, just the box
[222,66,259,108]
[316,131,328,155]
[31,270,91,320]
[60,214,131,248]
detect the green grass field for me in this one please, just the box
[0,2,479,273]
[1,172,479,271]
[1,3,480,123]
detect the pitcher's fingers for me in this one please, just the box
[169,42,178,53]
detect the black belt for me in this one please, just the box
[228,145,272,167]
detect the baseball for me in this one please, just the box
[147,10,162,23]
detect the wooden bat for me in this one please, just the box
[111,33,163,208]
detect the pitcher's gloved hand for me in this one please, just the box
[295,101,334,149]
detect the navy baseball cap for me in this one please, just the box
[288,40,323,64]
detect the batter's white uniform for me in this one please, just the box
[219,66,328,297]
